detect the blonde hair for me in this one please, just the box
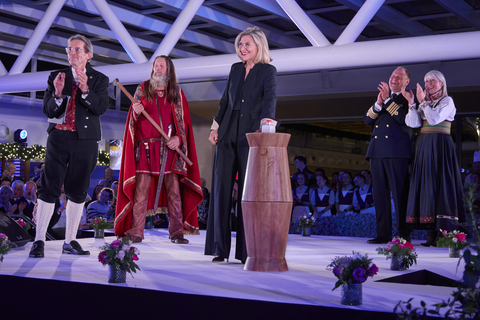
[234,27,272,64]
[424,70,448,99]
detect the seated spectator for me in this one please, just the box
[361,169,372,186]
[291,156,315,189]
[11,180,25,203]
[292,172,311,221]
[86,188,114,221]
[0,185,17,214]
[104,168,117,187]
[335,171,355,214]
[353,174,375,214]
[1,177,11,187]
[309,173,334,217]
[13,181,37,220]
[2,163,17,183]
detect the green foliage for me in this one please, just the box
[394,182,480,319]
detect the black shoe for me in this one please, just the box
[171,237,189,244]
[212,256,228,263]
[367,236,391,244]
[29,240,45,258]
[62,240,90,255]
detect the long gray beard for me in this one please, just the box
[151,74,167,90]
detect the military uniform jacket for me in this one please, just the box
[43,63,109,140]
[364,94,412,160]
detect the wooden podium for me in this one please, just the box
[242,132,292,272]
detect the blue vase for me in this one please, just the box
[341,283,362,306]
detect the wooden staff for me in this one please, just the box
[113,78,193,166]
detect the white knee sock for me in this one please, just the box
[34,199,55,243]
[65,201,85,244]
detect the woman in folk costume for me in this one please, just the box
[404,70,464,247]
[115,56,203,244]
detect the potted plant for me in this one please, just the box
[376,238,418,271]
[326,251,378,305]
[296,213,317,236]
[0,233,13,262]
[436,229,467,258]
[90,217,112,238]
[98,237,140,283]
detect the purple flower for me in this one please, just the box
[352,267,366,282]
[0,233,6,239]
[333,267,343,276]
[111,240,121,248]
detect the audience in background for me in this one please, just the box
[309,173,334,217]
[353,174,375,214]
[292,172,311,221]
[11,180,24,203]
[335,172,355,214]
[291,156,315,188]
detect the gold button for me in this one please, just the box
[242,100,244,102]
[386,124,389,127]
[375,136,377,139]
[375,125,378,128]
[385,135,388,138]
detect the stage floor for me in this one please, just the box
[1,229,462,318]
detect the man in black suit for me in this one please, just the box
[29,34,109,258]
[14,181,36,220]
[364,67,413,244]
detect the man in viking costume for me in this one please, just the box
[114,55,202,244]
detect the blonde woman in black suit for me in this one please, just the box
[205,27,277,263]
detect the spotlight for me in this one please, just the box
[14,129,28,146]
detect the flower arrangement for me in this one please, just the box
[376,238,418,269]
[436,230,467,249]
[90,217,112,230]
[0,233,13,262]
[98,237,140,276]
[15,219,31,232]
[326,251,378,290]
[296,213,317,233]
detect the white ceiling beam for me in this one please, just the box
[151,0,204,59]
[336,0,432,36]
[335,0,385,45]
[1,31,479,93]
[0,60,7,76]
[91,0,148,63]
[64,0,236,54]
[276,0,330,47]
[8,0,66,75]
[0,1,200,60]
[156,0,309,48]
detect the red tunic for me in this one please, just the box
[134,90,176,175]
[114,83,203,236]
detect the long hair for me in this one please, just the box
[234,27,272,64]
[143,55,179,105]
[424,70,448,100]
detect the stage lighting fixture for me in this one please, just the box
[14,129,28,145]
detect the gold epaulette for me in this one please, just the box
[366,106,378,119]
[386,101,400,116]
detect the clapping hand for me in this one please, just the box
[376,81,389,105]
[53,72,65,98]
[416,83,426,104]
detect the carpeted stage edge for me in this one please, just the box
[2,274,439,320]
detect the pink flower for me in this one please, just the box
[132,255,139,261]
[0,233,6,239]
[400,244,405,249]
[367,264,379,276]
[405,242,414,250]
[98,251,107,264]
[442,230,448,234]
[385,243,393,251]
[111,240,121,249]
[456,233,466,242]
[94,219,99,223]
[391,238,400,244]
[17,220,25,227]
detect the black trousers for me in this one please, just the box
[370,158,410,238]
[38,129,98,204]
[205,111,248,262]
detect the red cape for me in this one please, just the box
[114,85,203,236]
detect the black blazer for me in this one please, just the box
[43,63,109,140]
[364,94,412,160]
[215,62,276,141]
